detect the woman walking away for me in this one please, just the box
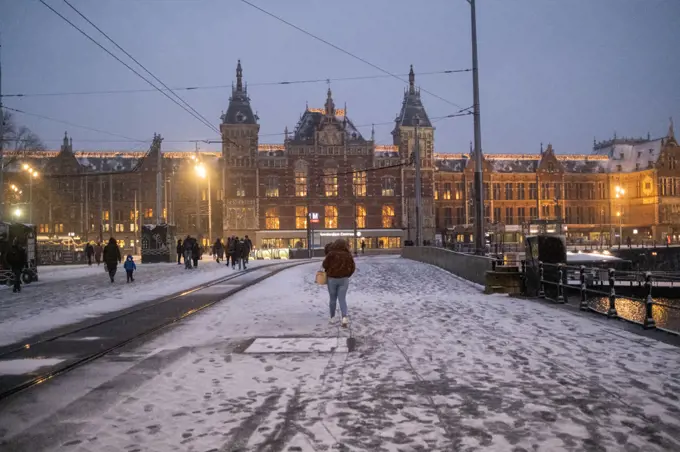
[322,239,356,328]
[191,239,200,268]
[103,237,122,283]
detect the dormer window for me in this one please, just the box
[619,152,624,159]
[616,164,622,172]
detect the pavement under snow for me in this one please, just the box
[0,258,268,347]
[1,255,679,451]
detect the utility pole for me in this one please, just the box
[207,172,212,242]
[155,133,162,225]
[414,114,423,247]
[0,35,5,222]
[134,189,138,255]
[109,174,113,236]
[469,0,485,255]
[195,142,201,237]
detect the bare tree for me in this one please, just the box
[1,110,45,152]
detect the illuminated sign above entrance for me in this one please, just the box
[319,232,357,237]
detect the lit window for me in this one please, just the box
[382,177,395,196]
[39,224,49,233]
[295,206,307,229]
[201,189,208,201]
[382,205,395,228]
[324,169,338,197]
[129,210,136,221]
[356,204,366,228]
[434,183,439,200]
[295,161,308,197]
[235,177,245,197]
[130,240,135,247]
[265,207,280,230]
[115,223,125,233]
[353,171,367,197]
[443,183,452,200]
[144,208,153,218]
[266,176,279,197]
[54,224,64,233]
[103,210,110,221]
[325,205,338,229]
[130,223,136,232]
[103,224,110,232]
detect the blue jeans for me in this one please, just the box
[327,277,350,318]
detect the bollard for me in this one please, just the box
[538,261,545,298]
[643,272,656,329]
[579,265,588,310]
[557,264,565,303]
[607,268,618,318]
[492,260,497,271]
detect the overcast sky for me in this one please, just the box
[1,0,679,154]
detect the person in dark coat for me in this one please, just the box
[228,236,238,269]
[94,242,103,265]
[85,242,95,266]
[240,237,251,270]
[183,236,193,269]
[191,239,200,268]
[322,239,356,328]
[224,237,232,267]
[103,237,122,283]
[176,239,183,265]
[6,239,27,293]
[213,238,224,264]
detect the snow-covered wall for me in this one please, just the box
[402,246,494,286]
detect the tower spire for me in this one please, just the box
[371,124,375,141]
[325,87,335,117]
[669,117,675,140]
[236,59,243,92]
[408,65,415,95]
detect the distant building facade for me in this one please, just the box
[2,61,679,251]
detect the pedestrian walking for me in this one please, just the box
[224,237,232,267]
[228,236,238,269]
[103,237,122,283]
[239,236,251,270]
[192,239,200,268]
[176,238,183,265]
[213,238,224,264]
[124,255,137,282]
[85,242,95,265]
[322,239,356,328]
[6,238,27,293]
[361,239,366,255]
[183,235,193,269]
[94,242,103,266]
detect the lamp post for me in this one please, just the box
[615,185,625,248]
[22,164,38,224]
[195,162,211,243]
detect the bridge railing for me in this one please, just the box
[531,261,680,335]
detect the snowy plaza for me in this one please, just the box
[1,255,680,451]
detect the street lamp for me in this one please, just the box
[615,186,625,248]
[21,164,39,224]
[195,163,212,243]
[13,207,21,220]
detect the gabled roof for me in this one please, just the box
[290,90,365,143]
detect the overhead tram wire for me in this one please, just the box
[37,0,221,140]
[1,111,471,145]
[1,70,469,98]
[59,0,223,140]
[239,0,468,111]
[1,106,148,143]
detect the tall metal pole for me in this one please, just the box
[98,176,103,242]
[414,115,423,247]
[208,173,212,242]
[195,142,200,238]
[470,0,485,255]
[156,135,162,225]
[109,174,113,237]
[0,35,5,222]
[29,175,33,224]
[134,189,138,255]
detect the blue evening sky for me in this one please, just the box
[1,0,679,154]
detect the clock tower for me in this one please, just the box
[220,60,260,238]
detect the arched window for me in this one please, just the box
[265,207,280,230]
[382,176,396,196]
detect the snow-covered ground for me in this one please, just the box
[0,257,270,347]
[2,256,680,451]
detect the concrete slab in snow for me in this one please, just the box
[244,337,347,354]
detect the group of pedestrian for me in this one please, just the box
[5,238,28,293]
[84,242,103,266]
[177,236,201,269]
[100,238,136,284]
[224,235,252,270]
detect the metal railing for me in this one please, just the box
[532,261,680,334]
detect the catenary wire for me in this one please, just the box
[37,0,220,138]
[2,111,472,145]
[1,70,469,98]
[239,0,468,111]
[60,0,224,140]
[1,106,148,143]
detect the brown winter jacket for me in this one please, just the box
[322,240,355,278]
